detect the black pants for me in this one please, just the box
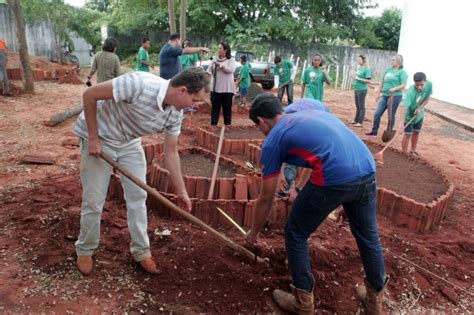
[211,92,234,125]
[354,89,367,124]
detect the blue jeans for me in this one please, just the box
[285,173,385,292]
[371,95,402,133]
[354,89,367,124]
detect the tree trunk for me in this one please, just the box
[168,0,176,35]
[55,31,62,65]
[179,0,187,40]
[7,0,34,92]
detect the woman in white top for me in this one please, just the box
[207,42,236,125]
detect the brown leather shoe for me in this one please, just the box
[139,257,161,275]
[77,256,93,276]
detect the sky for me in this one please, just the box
[64,0,405,14]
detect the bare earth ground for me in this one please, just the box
[0,73,473,313]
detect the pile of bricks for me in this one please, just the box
[195,126,264,155]
[6,68,77,81]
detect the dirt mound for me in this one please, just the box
[58,72,83,85]
[7,51,76,72]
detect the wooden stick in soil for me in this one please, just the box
[216,207,247,236]
[208,125,225,200]
[100,152,265,264]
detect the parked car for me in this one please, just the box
[201,50,275,90]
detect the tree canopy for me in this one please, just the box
[18,0,402,53]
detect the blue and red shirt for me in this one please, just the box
[260,110,375,186]
[283,98,330,114]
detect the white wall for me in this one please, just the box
[398,0,474,109]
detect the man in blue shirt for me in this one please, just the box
[277,98,331,198]
[245,93,387,314]
[159,34,209,80]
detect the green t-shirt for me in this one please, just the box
[239,63,251,89]
[303,66,326,101]
[403,80,433,124]
[354,67,371,91]
[382,68,408,96]
[136,47,150,72]
[179,53,199,70]
[275,60,293,87]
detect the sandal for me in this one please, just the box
[410,151,420,157]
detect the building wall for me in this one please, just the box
[0,4,91,65]
[398,0,473,109]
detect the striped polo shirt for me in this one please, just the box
[75,72,183,144]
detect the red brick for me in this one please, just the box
[7,68,22,80]
[247,175,259,200]
[234,174,248,200]
[218,178,234,200]
[243,201,255,228]
[157,168,170,192]
[195,177,210,199]
[33,70,45,81]
[45,71,53,80]
[184,176,197,198]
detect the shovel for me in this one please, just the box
[381,95,396,142]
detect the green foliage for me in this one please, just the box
[374,7,402,51]
[21,0,102,49]
[105,0,168,34]
[352,7,402,51]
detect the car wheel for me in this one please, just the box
[261,82,274,90]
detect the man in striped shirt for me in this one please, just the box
[74,67,211,276]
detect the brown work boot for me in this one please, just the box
[76,256,93,276]
[356,277,389,315]
[272,284,314,315]
[139,257,161,275]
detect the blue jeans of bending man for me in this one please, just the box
[285,173,385,293]
[370,95,402,133]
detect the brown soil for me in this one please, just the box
[212,126,265,139]
[367,144,448,203]
[7,51,76,72]
[0,82,24,96]
[0,77,472,313]
[58,72,83,85]
[177,153,236,178]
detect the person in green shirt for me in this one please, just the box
[179,40,199,70]
[236,55,251,107]
[350,55,371,127]
[274,56,295,105]
[366,54,408,136]
[301,54,331,102]
[136,38,154,72]
[401,72,432,156]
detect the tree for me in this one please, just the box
[21,0,102,61]
[374,7,402,51]
[168,0,176,34]
[7,0,34,92]
[352,16,384,49]
[179,0,186,40]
